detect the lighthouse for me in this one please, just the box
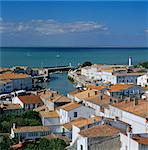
[128,56,132,66]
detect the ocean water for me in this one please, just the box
[0,47,148,67]
[0,47,148,95]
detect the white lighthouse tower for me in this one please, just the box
[128,56,132,66]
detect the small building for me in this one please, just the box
[107,99,148,133]
[0,80,13,94]
[10,125,50,140]
[58,102,95,124]
[137,73,148,87]
[106,84,142,98]
[0,73,32,92]
[12,95,43,110]
[120,133,148,150]
[39,110,60,133]
[0,103,23,114]
[75,124,120,150]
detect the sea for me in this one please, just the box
[0,47,148,95]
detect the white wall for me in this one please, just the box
[59,105,95,124]
[137,74,148,87]
[72,125,81,143]
[12,97,24,108]
[108,106,147,133]
[120,133,139,150]
[77,136,88,150]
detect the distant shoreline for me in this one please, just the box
[1,47,148,49]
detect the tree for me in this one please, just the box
[81,61,92,67]
[23,138,67,150]
[139,61,148,69]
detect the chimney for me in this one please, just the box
[44,90,46,94]
[114,116,119,122]
[99,94,103,100]
[133,98,138,106]
[94,91,97,95]
[51,93,54,97]
[109,98,112,104]
[88,93,90,97]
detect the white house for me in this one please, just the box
[58,102,95,124]
[137,73,148,87]
[106,99,148,133]
[12,95,43,110]
[39,110,61,133]
[106,84,143,98]
[10,125,50,140]
[120,132,148,150]
[0,73,32,91]
[76,124,120,150]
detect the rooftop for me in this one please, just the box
[0,104,22,110]
[132,134,148,145]
[18,95,42,104]
[39,111,59,118]
[111,99,148,118]
[87,85,107,91]
[79,124,120,138]
[113,72,144,76]
[59,102,81,111]
[83,92,117,107]
[108,84,136,92]
[13,126,49,133]
[0,73,30,80]
[33,105,47,112]
[63,117,86,130]
[74,89,98,100]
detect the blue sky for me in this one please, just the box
[0,1,148,47]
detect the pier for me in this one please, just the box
[44,65,74,73]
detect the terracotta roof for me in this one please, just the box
[63,117,86,130]
[33,105,47,112]
[18,95,42,104]
[87,85,107,91]
[74,89,98,99]
[38,90,53,99]
[13,126,49,133]
[132,134,148,145]
[0,73,30,80]
[0,104,22,110]
[108,84,135,92]
[74,116,102,128]
[114,72,144,76]
[51,95,71,103]
[59,102,81,111]
[111,99,148,118]
[83,92,117,107]
[79,124,120,138]
[39,111,59,118]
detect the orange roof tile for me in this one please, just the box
[18,95,42,104]
[109,84,135,92]
[87,85,107,91]
[39,111,59,118]
[59,102,81,111]
[111,99,148,118]
[0,73,30,80]
[79,124,120,138]
[63,117,86,130]
[14,126,49,133]
[132,135,148,145]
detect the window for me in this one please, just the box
[80,145,83,150]
[74,112,77,118]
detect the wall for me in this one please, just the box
[108,105,147,133]
[88,135,120,150]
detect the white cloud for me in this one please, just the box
[0,19,109,35]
